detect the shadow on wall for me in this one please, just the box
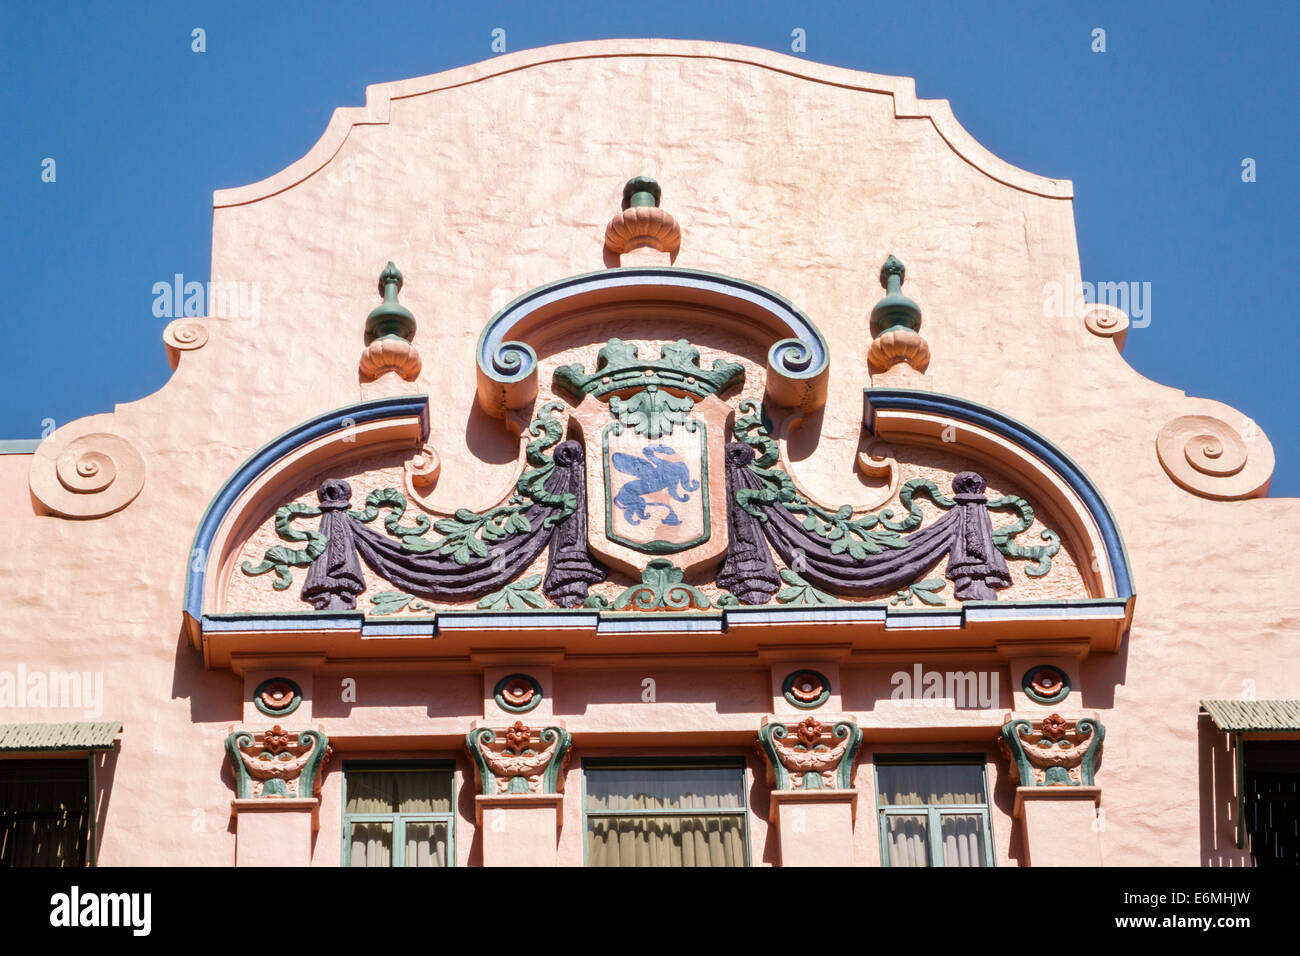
[1198,713,1252,866]
[168,623,242,724]
[92,746,118,866]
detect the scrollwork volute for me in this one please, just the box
[1082,304,1129,346]
[163,319,209,369]
[29,430,146,519]
[1156,413,1273,500]
[466,721,571,795]
[999,714,1104,787]
[756,715,861,791]
[224,726,332,799]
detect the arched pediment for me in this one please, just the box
[182,396,428,648]
[475,267,830,420]
[865,389,1134,603]
[184,297,1135,666]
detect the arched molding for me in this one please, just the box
[182,396,429,642]
[865,389,1135,606]
[476,267,829,420]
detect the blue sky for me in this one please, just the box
[3,1,1297,494]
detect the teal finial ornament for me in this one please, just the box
[622,176,662,210]
[365,261,417,342]
[869,254,923,338]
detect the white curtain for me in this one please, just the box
[887,815,929,867]
[346,770,452,867]
[349,821,393,867]
[876,763,983,806]
[585,767,746,867]
[878,763,988,868]
[940,813,985,867]
[404,821,449,867]
[587,814,746,867]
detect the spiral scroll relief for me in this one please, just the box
[1156,414,1273,500]
[1082,304,1129,346]
[163,319,209,370]
[29,432,146,518]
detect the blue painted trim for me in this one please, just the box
[864,389,1135,600]
[477,267,829,387]
[199,598,1129,637]
[0,438,41,454]
[183,396,429,623]
[202,612,364,631]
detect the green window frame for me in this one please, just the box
[582,757,751,867]
[341,760,456,867]
[874,753,995,867]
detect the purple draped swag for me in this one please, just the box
[300,440,605,610]
[717,443,1012,604]
[295,438,1011,612]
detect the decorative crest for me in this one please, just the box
[554,338,744,400]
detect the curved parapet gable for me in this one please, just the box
[182,396,430,642]
[865,389,1135,606]
[475,267,830,419]
[213,39,1071,209]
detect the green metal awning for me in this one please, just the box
[0,722,121,752]
[1200,700,1300,733]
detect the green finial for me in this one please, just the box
[622,176,662,210]
[869,254,922,338]
[366,261,417,342]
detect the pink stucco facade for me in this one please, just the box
[1,39,1295,867]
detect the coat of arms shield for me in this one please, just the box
[555,339,741,576]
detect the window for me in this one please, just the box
[875,755,994,867]
[342,762,454,867]
[583,759,749,867]
[0,760,90,867]
[1243,741,1300,866]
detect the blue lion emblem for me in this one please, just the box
[611,444,699,526]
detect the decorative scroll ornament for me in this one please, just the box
[404,443,441,490]
[604,177,681,259]
[162,319,208,369]
[719,400,1060,604]
[999,714,1104,787]
[1156,414,1272,500]
[466,721,571,795]
[359,262,422,381]
[224,726,331,798]
[475,270,829,422]
[241,401,606,609]
[29,430,146,519]
[583,558,711,610]
[867,255,930,376]
[757,715,861,790]
[1082,304,1129,347]
[238,337,1068,613]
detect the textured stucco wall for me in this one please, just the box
[0,40,1294,866]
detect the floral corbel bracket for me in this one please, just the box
[999,713,1104,787]
[757,715,862,791]
[224,725,332,799]
[466,721,571,795]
